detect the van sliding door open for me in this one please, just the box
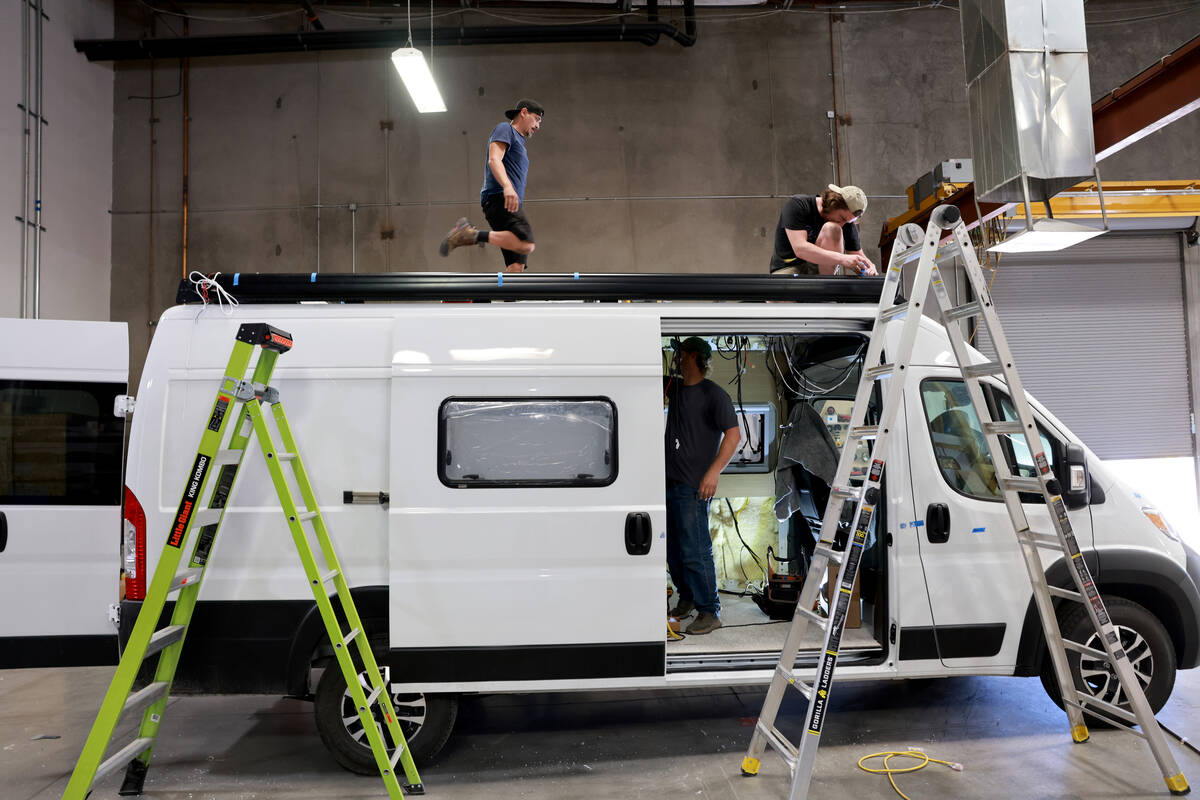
[386,309,667,691]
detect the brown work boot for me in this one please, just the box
[670,598,695,618]
[685,612,722,635]
[439,217,480,256]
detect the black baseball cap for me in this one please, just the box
[675,336,712,360]
[505,99,545,120]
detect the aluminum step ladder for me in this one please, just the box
[739,206,1190,798]
[63,323,423,799]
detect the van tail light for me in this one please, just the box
[123,486,147,601]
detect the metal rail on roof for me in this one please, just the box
[175,272,884,305]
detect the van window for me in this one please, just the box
[0,380,124,505]
[994,392,1057,479]
[439,398,617,488]
[920,379,1001,500]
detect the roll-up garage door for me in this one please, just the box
[974,232,1191,460]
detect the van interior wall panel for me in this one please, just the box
[975,232,1191,461]
[1,0,113,320]
[107,1,1200,387]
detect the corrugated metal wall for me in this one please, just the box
[975,232,1192,460]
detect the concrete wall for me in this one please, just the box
[1,0,113,322]
[109,1,1200,382]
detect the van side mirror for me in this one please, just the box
[1062,443,1090,509]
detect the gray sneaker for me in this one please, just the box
[669,599,695,618]
[439,217,479,256]
[685,612,722,635]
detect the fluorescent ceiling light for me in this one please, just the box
[391,47,446,113]
[987,220,1107,254]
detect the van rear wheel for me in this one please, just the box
[313,663,458,773]
[1039,596,1175,726]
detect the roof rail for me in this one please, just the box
[176,272,884,305]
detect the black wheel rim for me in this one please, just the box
[338,665,428,750]
[1080,623,1153,707]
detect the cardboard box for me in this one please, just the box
[825,562,861,629]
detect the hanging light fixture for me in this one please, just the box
[391,0,445,113]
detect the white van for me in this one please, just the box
[6,274,1199,774]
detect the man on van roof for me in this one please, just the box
[665,337,741,635]
[439,99,544,273]
[769,184,878,277]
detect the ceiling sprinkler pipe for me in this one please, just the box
[930,204,962,230]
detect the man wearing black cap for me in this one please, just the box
[665,337,741,635]
[439,99,544,272]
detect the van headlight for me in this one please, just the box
[1142,507,1180,542]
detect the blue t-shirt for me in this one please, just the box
[480,122,529,205]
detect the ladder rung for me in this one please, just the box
[814,544,843,565]
[866,363,896,380]
[944,300,983,322]
[775,663,814,700]
[390,742,407,770]
[983,420,1025,435]
[214,448,244,465]
[849,425,878,439]
[830,485,860,502]
[365,684,383,709]
[191,508,223,528]
[1018,531,1062,550]
[93,737,155,784]
[756,720,798,769]
[278,451,299,462]
[169,568,204,592]
[794,605,828,629]
[893,243,923,263]
[963,361,1004,379]
[297,511,319,523]
[341,627,361,648]
[122,681,170,720]
[1002,477,1043,494]
[1070,692,1140,727]
[319,569,340,585]
[144,625,186,660]
[1047,585,1085,603]
[1062,639,1111,663]
[879,302,909,322]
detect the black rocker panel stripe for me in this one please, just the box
[899,623,1006,660]
[0,635,118,669]
[387,643,666,683]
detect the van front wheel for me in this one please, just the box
[1039,596,1176,725]
[313,663,458,773]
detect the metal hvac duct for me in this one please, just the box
[960,0,1096,204]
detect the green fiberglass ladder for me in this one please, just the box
[63,324,423,799]
[740,207,1190,798]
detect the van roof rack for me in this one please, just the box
[176,272,884,305]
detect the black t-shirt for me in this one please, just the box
[664,379,739,489]
[769,194,862,272]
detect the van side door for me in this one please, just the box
[0,320,127,668]
[387,308,666,690]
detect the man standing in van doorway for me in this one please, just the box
[768,184,879,276]
[439,99,544,272]
[665,337,741,635]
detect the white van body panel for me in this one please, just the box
[0,319,126,663]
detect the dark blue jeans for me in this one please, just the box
[666,483,720,616]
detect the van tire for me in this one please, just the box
[313,664,458,773]
[1039,596,1175,725]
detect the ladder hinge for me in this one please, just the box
[229,378,256,402]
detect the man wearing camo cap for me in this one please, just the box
[768,184,879,277]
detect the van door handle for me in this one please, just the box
[0,511,7,553]
[926,503,950,544]
[625,512,652,556]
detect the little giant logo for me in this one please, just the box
[168,454,210,548]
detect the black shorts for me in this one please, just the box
[482,194,535,267]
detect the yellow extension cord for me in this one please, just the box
[857,749,963,800]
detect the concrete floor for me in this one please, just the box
[4,666,1199,800]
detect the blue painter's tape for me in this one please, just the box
[310,272,316,282]
[899,523,907,530]
[912,520,925,528]
[972,527,986,534]
[574,272,580,280]
[233,273,240,286]
[497,273,504,287]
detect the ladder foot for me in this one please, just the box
[1071,724,1090,744]
[1166,773,1190,794]
[741,756,760,776]
[403,782,426,795]
[118,759,149,796]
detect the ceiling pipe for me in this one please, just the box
[75,5,696,60]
